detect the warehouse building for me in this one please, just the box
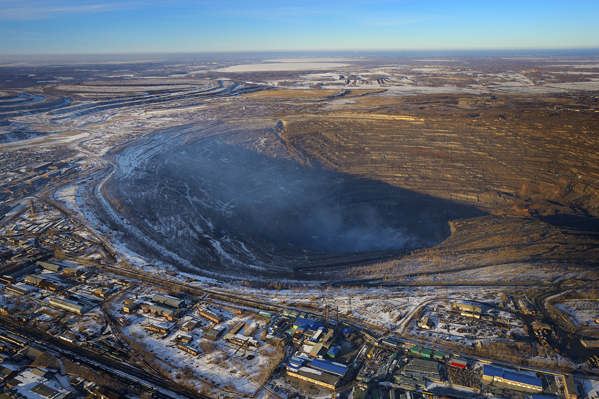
[379,338,400,349]
[244,321,259,337]
[401,358,441,382]
[205,326,226,341]
[152,294,184,309]
[563,374,578,399]
[36,261,62,272]
[286,357,341,390]
[140,303,182,321]
[23,275,62,292]
[181,320,200,332]
[38,280,62,292]
[452,302,482,313]
[581,338,599,348]
[122,299,139,313]
[8,264,37,279]
[229,322,245,335]
[63,267,84,277]
[94,287,111,298]
[175,335,193,344]
[5,284,35,295]
[145,325,169,334]
[394,374,426,391]
[287,366,339,390]
[310,358,348,378]
[223,332,260,347]
[177,344,199,356]
[199,309,224,324]
[48,297,85,315]
[482,365,542,391]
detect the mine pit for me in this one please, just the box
[107,133,484,276]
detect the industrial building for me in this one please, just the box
[205,326,226,341]
[177,344,199,356]
[93,287,111,298]
[0,367,71,399]
[145,325,169,334]
[122,299,139,313]
[244,321,259,336]
[293,317,325,335]
[152,294,184,309]
[400,358,441,383]
[223,332,260,347]
[36,261,62,272]
[23,275,62,292]
[63,267,84,277]
[581,338,599,348]
[48,297,85,315]
[379,338,400,349]
[181,320,200,332]
[482,365,542,391]
[199,309,224,324]
[286,357,344,390]
[452,302,482,314]
[140,303,182,321]
[564,374,578,399]
[230,322,245,335]
[175,335,193,344]
[5,284,35,295]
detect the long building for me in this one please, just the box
[286,357,341,390]
[152,294,184,309]
[48,297,85,315]
[199,309,224,324]
[452,302,482,314]
[223,332,260,347]
[482,365,542,391]
[564,374,578,399]
[140,303,182,321]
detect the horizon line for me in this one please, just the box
[2,47,599,58]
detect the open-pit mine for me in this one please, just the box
[1,53,599,284]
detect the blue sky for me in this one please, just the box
[1,0,598,55]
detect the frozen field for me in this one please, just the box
[555,301,599,327]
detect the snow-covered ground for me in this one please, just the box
[555,301,599,327]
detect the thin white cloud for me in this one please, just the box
[0,0,160,21]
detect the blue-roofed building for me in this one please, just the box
[309,327,325,343]
[308,321,325,333]
[343,328,352,337]
[482,365,543,391]
[527,395,556,399]
[327,346,341,358]
[310,358,348,377]
[289,357,307,368]
[294,317,314,330]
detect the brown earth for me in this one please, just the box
[254,92,599,280]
